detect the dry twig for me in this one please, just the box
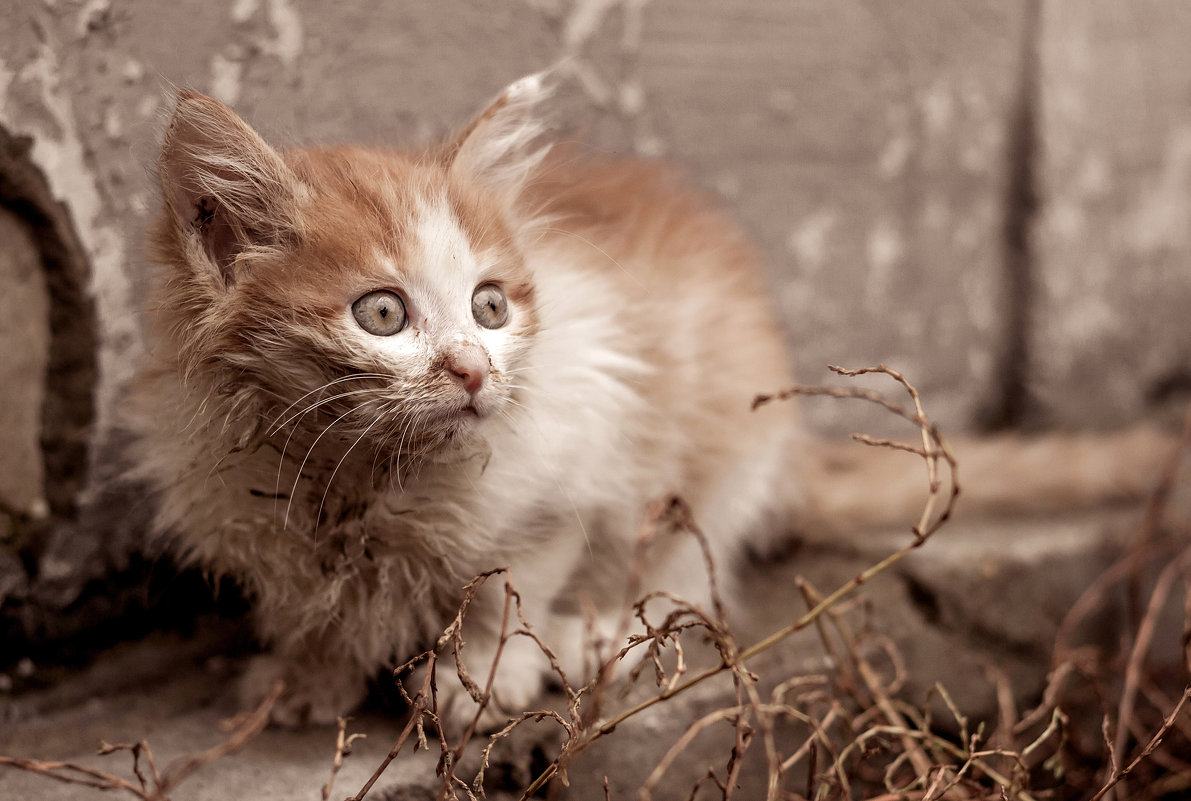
[0,680,284,801]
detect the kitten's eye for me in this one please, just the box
[471,283,509,329]
[352,290,406,336]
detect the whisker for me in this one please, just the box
[404,407,439,484]
[271,385,389,435]
[315,405,391,534]
[367,400,400,489]
[272,386,390,509]
[267,373,390,433]
[284,405,362,532]
[388,401,432,493]
[538,226,639,283]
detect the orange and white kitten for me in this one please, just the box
[138,73,1178,727]
[136,75,801,725]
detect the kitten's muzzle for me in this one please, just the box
[444,344,490,396]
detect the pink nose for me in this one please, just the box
[445,345,489,395]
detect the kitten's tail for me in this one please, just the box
[795,424,1183,537]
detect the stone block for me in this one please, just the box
[636,0,1032,435]
[1033,0,1191,426]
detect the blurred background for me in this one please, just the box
[1,0,1190,751]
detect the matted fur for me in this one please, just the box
[134,76,801,725]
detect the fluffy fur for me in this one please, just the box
[136,76,801,725]
[137,75,1177,727]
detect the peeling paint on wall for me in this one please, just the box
[220,0,305,78]
[209,52,243,106]
[75,0,112,38]
[0,40,136,446]
[550,0,658,154]
[264,0,304,66]
[1128,126,1191,254]
[921,81,955,136]
[878,132,912,179]
[0,58,13,104]
[864,219,904,311]
[231,0,259,24]
[786,209,836,275]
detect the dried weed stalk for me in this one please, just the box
[337,364,968,800]
[3,367,1189,801]
[0,679,284,800]
[1015,403,1191,801]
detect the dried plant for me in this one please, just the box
[2,366,1188,801]
[0,680,284,800]
[341,363,967,801]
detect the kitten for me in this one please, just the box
[135,74,802,725]
[136,73,1178,728]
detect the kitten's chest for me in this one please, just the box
[297,445,502,561]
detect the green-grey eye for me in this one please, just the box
[352,290,406,336]
[471,283,509,329]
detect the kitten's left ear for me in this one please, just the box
[445,71,554,198]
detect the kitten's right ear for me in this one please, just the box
[158,90,301,287]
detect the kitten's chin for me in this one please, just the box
[408,392,501,459]
[429,399,492,444]
[425,416,493,466]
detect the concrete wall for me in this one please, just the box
[1,1,1189,640]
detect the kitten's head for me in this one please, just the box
[152,75,552,459]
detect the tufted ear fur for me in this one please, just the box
[445,72,554,200]
[158,89,302,287]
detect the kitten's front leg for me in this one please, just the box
[434,531,589,731]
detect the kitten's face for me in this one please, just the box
[224,157,537,457]
[155,83,550,460]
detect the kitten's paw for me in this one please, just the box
[432,635,552,734]
[238,654,368,727]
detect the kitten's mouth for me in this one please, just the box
[437,399,487,430]
[435,403,487,445]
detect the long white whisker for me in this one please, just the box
[368,400,401,489]
[273,387,384,506]
[315,406,390,535]
[284,405,360,531]
[389,402,429,493]
[272,386,390,507]
[538,226,638,283]
[271,386,389,435]
[402,405,440,487]
[405,406,439,485]
[267,374,390,433]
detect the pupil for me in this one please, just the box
[379,305,388,318]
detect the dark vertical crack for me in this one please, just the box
[978,0,1042,432]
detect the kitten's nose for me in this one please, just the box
[445,345,489,395]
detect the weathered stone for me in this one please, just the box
[0,206,48,612]
[0,632,438,801]
[1033,1,1191,427]
[0,123,103,643]
[635,0,1033,435]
